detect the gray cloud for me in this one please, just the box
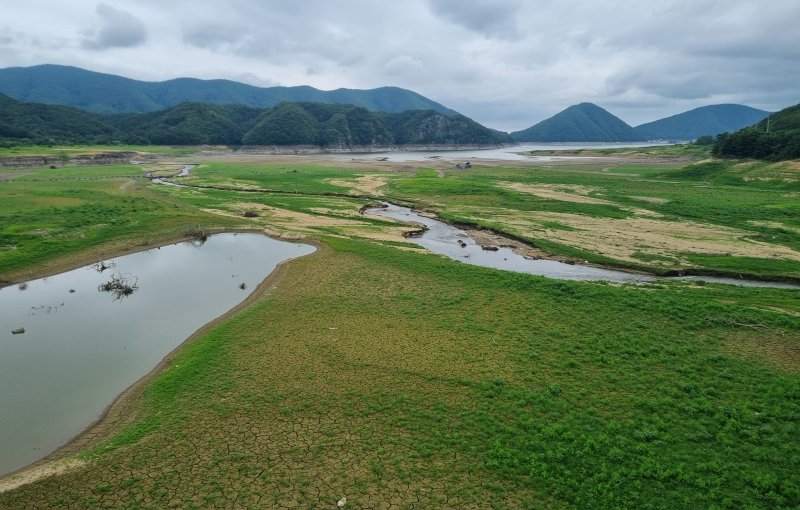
[426,0,522,38]
[0,28,14,46]
[2,0,798,130]
[182,22,248,51]
[82,3,146,50]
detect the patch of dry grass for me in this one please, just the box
[328,175,389,196]
[457,205,800,266]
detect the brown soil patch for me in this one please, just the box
[724,331,800,374]
[328,175,389,196]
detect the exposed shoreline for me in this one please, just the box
[0,231,322,491]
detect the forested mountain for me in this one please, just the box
[0,64,459,116]
[510,103,644,142]
[635,104,770,140]
[0,94,508,147]
[109,103,262,145]
[713,103,800,161]
[0,93,115,143]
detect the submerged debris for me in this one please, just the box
[92,260,116,273]
[184,225,208,247]
[18,282,28,290]
[98,274,139,300]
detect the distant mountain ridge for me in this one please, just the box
[0,64,459,117]
[511,103,644,142]
[635,104,770,140]
[0,94,510,147]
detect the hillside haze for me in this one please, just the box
[635,104,770,140]
[511,103,644,142]
[0,64,459,117]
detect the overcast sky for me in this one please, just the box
[1,0,798,131]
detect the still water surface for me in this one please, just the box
[0,233,314,476]
[329,142,667,162]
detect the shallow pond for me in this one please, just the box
[0,233,314,476]
[368,203,800,289]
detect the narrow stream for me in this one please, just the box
[367,202,800,289]
[0,233,315,476]
[150,164,194,186]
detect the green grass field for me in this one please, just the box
[0,149,798,509]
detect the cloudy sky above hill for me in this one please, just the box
[2,0,798,131]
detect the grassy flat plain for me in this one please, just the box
[0,147,798,509]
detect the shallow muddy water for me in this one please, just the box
[368,203,800,289]
[0,233,314,476]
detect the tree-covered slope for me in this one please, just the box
[636,104,770,141]
[0,93,115,144]
[110,103,262,145]
[713,103,800,161]
[0,95,506,148]
[511,103,644,142]
[378,110,512,145]
[0,64,459,117]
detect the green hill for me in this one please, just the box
[713,103,800,161]
[0,95,507,148]
[0,64,459,117]
[635,104,769,141]
[377,109,511,145]
[242,103,394,146]
[510,103,644,142]
[109,103,261,145]
[0,93,115,144]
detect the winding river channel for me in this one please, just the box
[0,234,314,476]
[367,202,800,289]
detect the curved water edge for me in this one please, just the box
[366,202,800,289]
[0,233,316,477]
